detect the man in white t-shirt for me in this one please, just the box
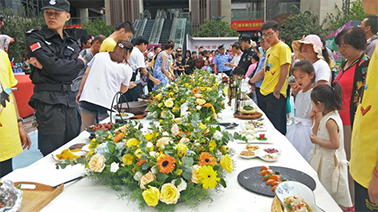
[0,35,15,53]
[225,43,243,71]
[122,36,160,102]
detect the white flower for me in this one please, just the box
[116,142,125,150]
[171,124,180,136]
[151,166,159,174]
[110,162,120,173]
[171,178,187,192]
[179,137,190,144]
[134,171,143,181]
[157,137,171,148]
[88,154,106,173]
[164,98,174,108]
[140,171,156,189]
[149,151,157,157]
[196,105,202,110]
[213,130,223,140]
[146,142,153,149]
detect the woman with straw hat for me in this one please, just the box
[292,34,333,88]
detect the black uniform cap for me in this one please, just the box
[241,36,251,42]
[218,44,225,50]
[42,0,70,12]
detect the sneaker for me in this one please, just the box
[287,118,293,126]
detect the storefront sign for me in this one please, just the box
[231,20,264,31]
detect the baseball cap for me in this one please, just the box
[42,0,70,12]
[0,15,4,22]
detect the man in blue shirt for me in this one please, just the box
[250,38,270,107]
[213,44,232,75]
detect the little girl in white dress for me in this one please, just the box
[310,83,353,209]
[286,60,315,162]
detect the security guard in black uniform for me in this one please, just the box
[26,0,86,156]
[238,36,256,74]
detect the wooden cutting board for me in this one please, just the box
[14,182,64,212]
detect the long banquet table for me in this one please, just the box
[4,103,342,212]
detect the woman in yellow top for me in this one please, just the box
[0,49,31,177]
[350,2,378,211]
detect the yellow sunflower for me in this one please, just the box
[197,165,220,189]
[199,152,217,166]
[157,155,176,174]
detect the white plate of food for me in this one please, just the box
[239,145,260,159]
[236,132,273,144]
[258,153,279,162]
[275,181,325,212]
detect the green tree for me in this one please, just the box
[325,0,368,32]
[82,19,115,37]
[0,5,43,61]
[280,8,327,47]
[194,20,239,37]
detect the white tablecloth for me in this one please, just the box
[4,103,342,212]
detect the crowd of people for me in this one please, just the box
[0,0,378,211]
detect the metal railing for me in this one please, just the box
[169,18,187,50]
[149,10,166,44]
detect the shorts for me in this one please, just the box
[80,101,108,116]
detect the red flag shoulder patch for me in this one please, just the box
[30,42,41,52]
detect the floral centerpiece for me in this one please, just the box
[56,71,247,211]
[57,115,245,211]
[148,70,225,124]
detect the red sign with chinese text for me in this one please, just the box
[231,20,264,31]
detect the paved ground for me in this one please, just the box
[13,115,43,170]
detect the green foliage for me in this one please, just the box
[279,7,327,47]
[325,0,368,32]
[194,20,239,37]
[0,5,43,61]
[82,19,115,37]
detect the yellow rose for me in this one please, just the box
[159,183,180,204]
[196,98,206,105]
[145,132,154,141]
[220,145,228,154]
[220,154,233,173]
[175,143,188,157]
[142,186,160,207]
[88,154,106,172]
[191,165,200,184]
[140,171,156,189]
[126,138,140,148]
[208,140,217,151]
[155,93,163,101]
[122,154,133,165]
